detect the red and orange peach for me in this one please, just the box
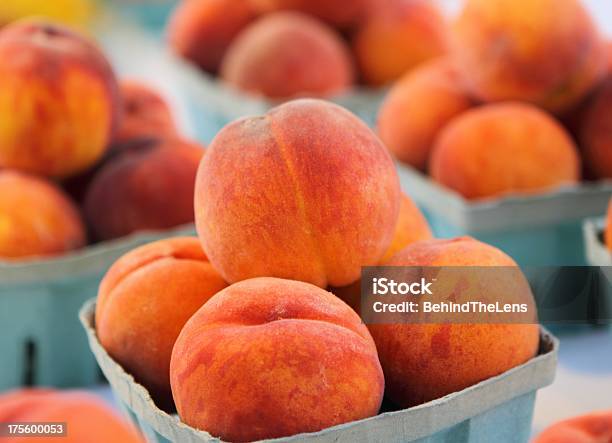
[430,103,580,199]
[0,19,121,178]
[453,0,606,113]
[220,12,354,99]
[352,0,449,86]
[0,170,86,260]
[579,77,612,179]
[533,410,612,443]
[168,0,257,74]
[84,137,204,241]
[96,237,227,408]
[0,389,144,443]
[194,98,400,287]
[369,237,540,407]
[170,277,384,442]
[378,57,474,170]
[113,80,178,146]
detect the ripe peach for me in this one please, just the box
[453,0,606,113]
[0,170,86,260]
[113,80,178,146]
[195,99,400,288]
[369,237,540,407]
[381,193,432,262]
[220,12,354,100]
[378,57,474,170]
[170,277,384,442]
[84,137,203,241]
[430,102,580,199]
[352,0,449,86]
[249,0,373,29]
[168,0,257,74]
[0,19,121,178]
[96,237,227,408]
[579,77,612,179]
[533,410,612,443]
[0,389,144,443]
[332,193,431,314]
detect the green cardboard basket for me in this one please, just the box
[0,225,195,390]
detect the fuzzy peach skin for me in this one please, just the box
[0,170,85,260]
[84,137,203,241]
[580,77,612,179]
[332,193,432,314]
[378,57,474,170]
[352,0,449,87]
[168,0,257,74]
[96,237,227,408]
[195,99,400,288]
[369,237,540,407]
[430,102,580,200]
[0,19,121,178]
[381,193,432,263]
[533,410,612,443]
[453,0,606,114]
[250,0,373,29]
[170,277,384,442]
[220,12,354,100]
[0,389,144,443]
[113,80,178,146]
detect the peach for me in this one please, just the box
[378,57,474,170]
[220,12,354,100]
[0,19,121,178]
[533,410,612,443]
[194,98,400,288]
[84,137,203,241]
[352,0,450,86]
[579,77,612,179]
[381,193,432,262]
[170,277,384,442]
[605,198,612,251]
[113,80,178,146]
[0,389,144,443]
[168,0,257,74]
[250,0,373,29]
[453,0,606,113]
[0,170,86,260]
[332,192,431,314]
[369,237,540,407]
[430,102,580,199]
[96,237,227,408]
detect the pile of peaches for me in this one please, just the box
[167,0,449,97]
[169,0,612,202]
[95,97,540,442]
[0,19,203,261]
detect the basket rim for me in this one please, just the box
[80,298,559,443]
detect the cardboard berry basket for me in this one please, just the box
[0,225,195,391]
[397,165,612,267]
[81,299,558,443]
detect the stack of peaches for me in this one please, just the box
[378,0,612,200]
[0,19,204,261]
[169,0,612,202]
[167,0,449,98]
[95,97,540,442]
